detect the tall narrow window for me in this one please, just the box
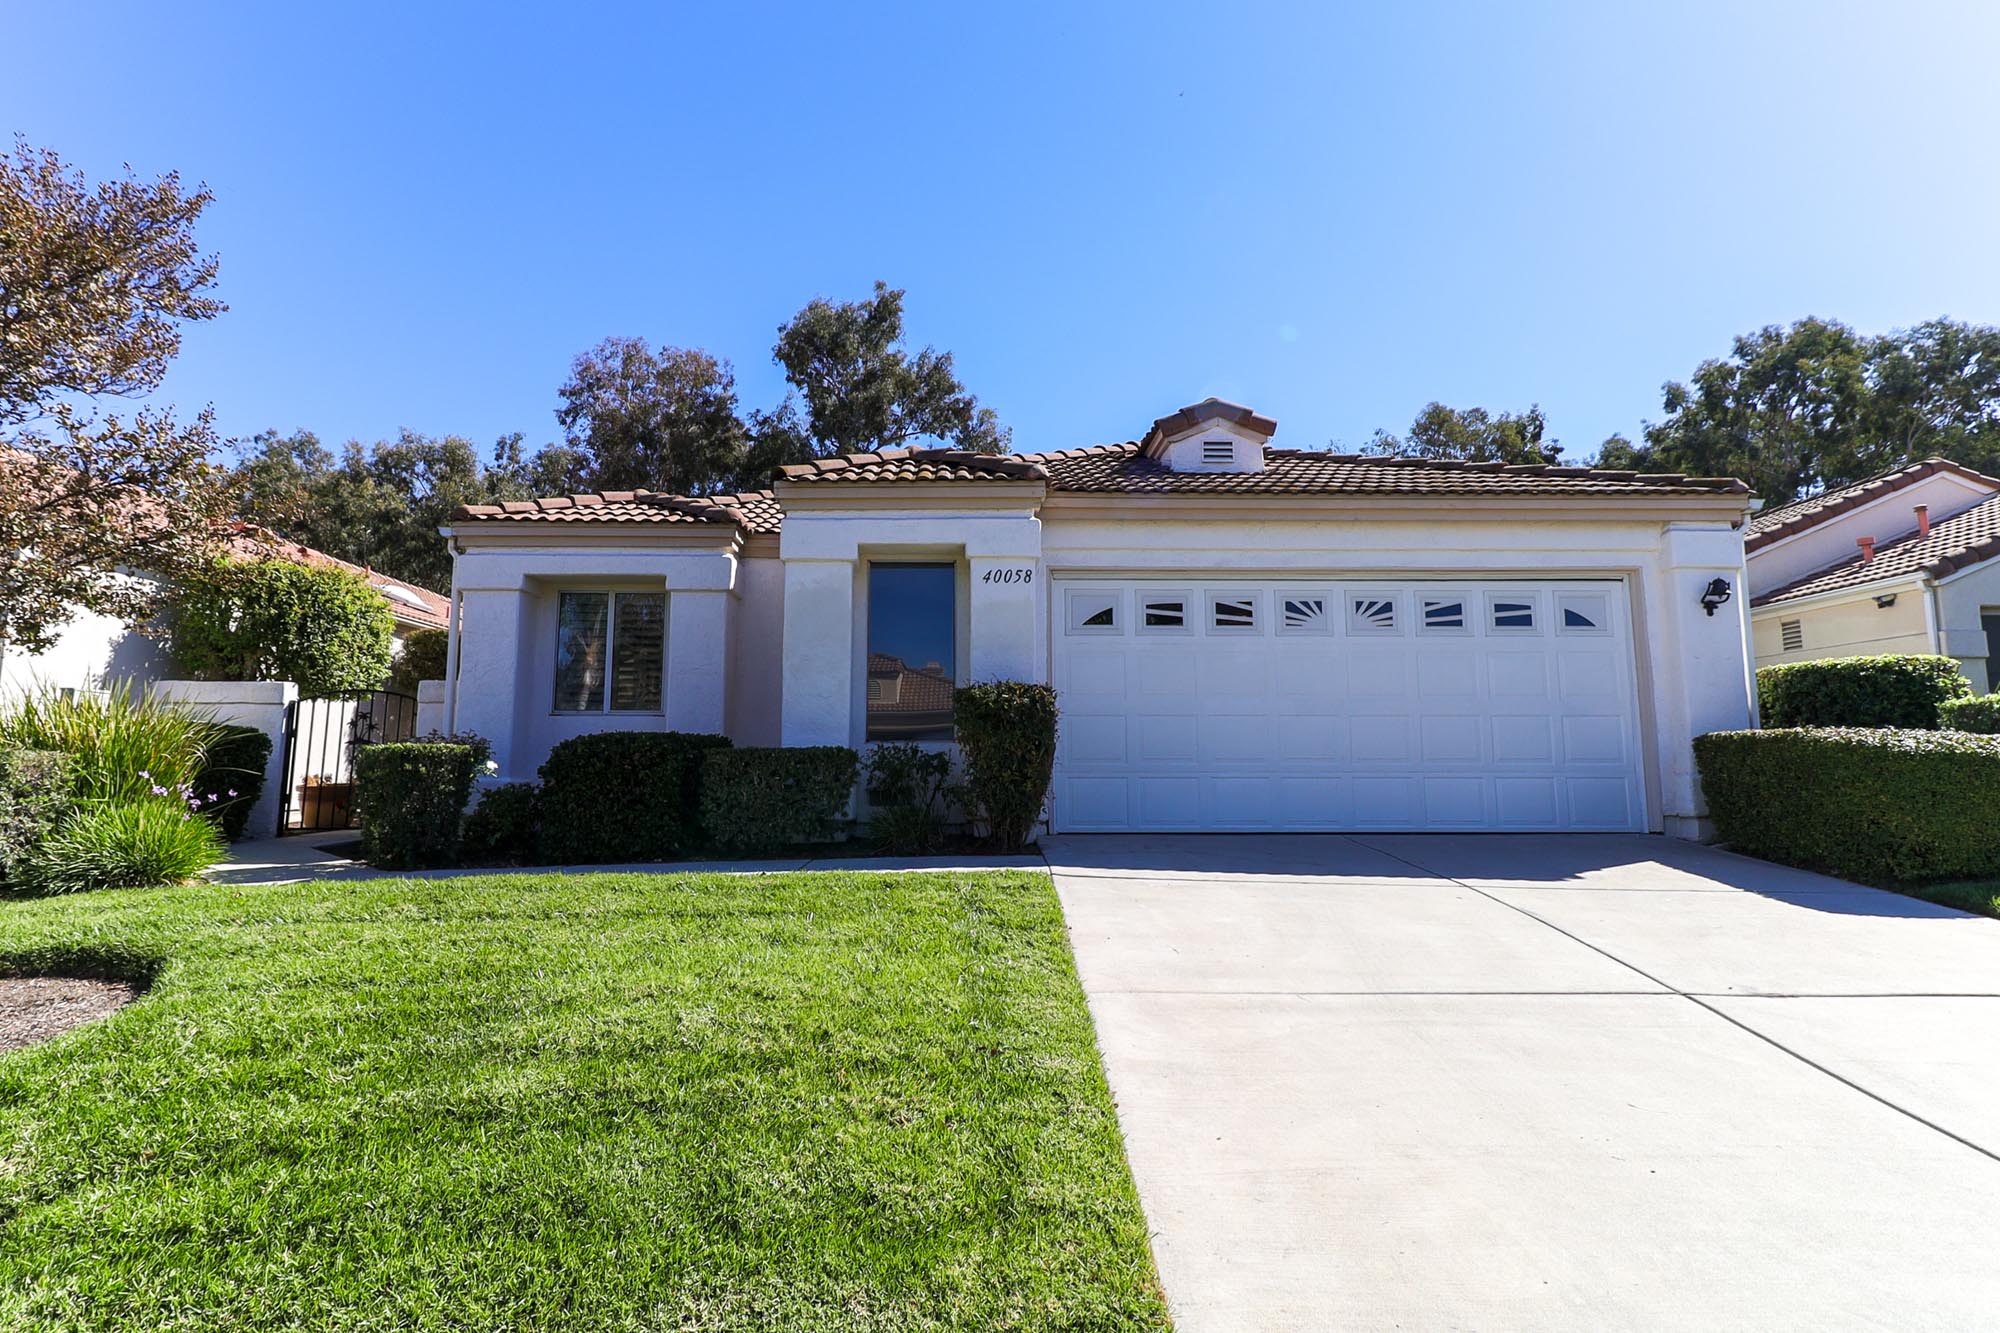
[867,563,956,741]
[552,590,665,712]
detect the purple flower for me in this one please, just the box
[150,784,169,797]
[227,789,239,798]
[139,770,151,780]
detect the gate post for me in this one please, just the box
[148,680,300,841]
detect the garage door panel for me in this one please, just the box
[1053,577,1646,833]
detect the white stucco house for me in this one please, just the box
[440,399,1757,838]
[1745,457,2000,691]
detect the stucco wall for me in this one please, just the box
[0,594,169,703]
[726,555,785,746]
[1935,561,2000,692]
[1750,584,1933,669]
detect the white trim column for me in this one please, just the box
[1655,525,1757,839]
[781,560,857,747]
[665,589,730,735]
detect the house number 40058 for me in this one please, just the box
[981,568,1034,584]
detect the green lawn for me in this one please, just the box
[0,871,1169,1331]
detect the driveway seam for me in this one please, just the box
[1354,836,2000,1166]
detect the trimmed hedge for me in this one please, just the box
[462,782,541,865]
[954,681,1058,852]
[699,747,858,856]
[1695,727,2000,884]
[537,731,732,863]
[1756,655,1970,729]
[353,742,480,869]
[0,749,76,888]
[1938,694,2000,735]
[193,724,271,841]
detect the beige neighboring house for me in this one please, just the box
[1745,458,2000,691]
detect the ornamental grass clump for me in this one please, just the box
[0,681,222,802]
[13,799,225,894]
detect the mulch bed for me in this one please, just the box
[0,977,142,1053]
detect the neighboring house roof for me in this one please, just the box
[453,443,1745,535]
[1744,457,2000,549]
[1752,492,2000,606]
[233,528,451,630]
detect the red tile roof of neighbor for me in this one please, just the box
[1752,492,2000,606]
[448,402,1749,536]
[232,527,451,629]
[1745,457,2000,548]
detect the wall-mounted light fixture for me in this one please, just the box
[1874,592,1898,609]
[1699,577,1733,617]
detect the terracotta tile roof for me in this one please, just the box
[1028,443,1748,497]
[777,449,1046,484]
[453,489,784,535]
[1752,492,2000,606]
[1745,457,2000,549]
[450,428,1745,534]
[1141,398,1278,449]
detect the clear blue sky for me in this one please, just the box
[11,2,2000,466]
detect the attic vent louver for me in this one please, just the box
[1201,440,1234,465]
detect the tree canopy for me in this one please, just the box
[1599,317,2000,502]
[0,140,237,652]
[555,338,749,495]
[164,559,396,698]
[1364,403,1563,465]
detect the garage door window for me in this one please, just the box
[867,563,956,741]
[1138,592,1191,633]
[1207,592,1260,633]
[1488,594,1538,632]
[1348,593,1400,635]
[1557,593,1609,635]
[1420,596,1470,634]
[1066,589,1122,635]
[1277,594,1330,635]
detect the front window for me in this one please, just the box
[867,563,956,741]
[553,590,665,713]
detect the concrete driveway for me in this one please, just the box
[1045,834,2000,1332]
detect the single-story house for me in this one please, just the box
[1745,457,2000,691]
[0,528,450,702]
[441,399,1755,838]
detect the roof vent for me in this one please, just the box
[1915,504,1931,537]
[1201,440,1234,465]
[1142,399,1276,474]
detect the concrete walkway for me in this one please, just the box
[1046,833,2000,1332]
[210,829,1041,885]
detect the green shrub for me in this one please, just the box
[699,747,858,856]
[166,557,396,697]
[537,731,733,863]
[353,741,479,869]
[462,783,541,865]
[1695,727,2000,883]
[1757,655,1971,729]
[191,723,271,841]
[864,742,954,853]
[0,681,221,802]
[14,799,225,894]
[390,627,450,694]
[0,749,76,888]
[1938,693,2000,735]
[953,681,1059,852]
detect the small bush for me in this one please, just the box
[353,741,479,869]
[953,681,1058,852]
[0,681,221,802]
[1757,655,1971,729]
[390,626,450,694]
[0,749,76,887]
[1938,694,2000,735]
[864,742,954,853]
[700,747,858,856]
[462,783,541,865]
[192,724,271,841]
[14,799,225,894]
[1695,727,2000,883]
[537,731,733,863]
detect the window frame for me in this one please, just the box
[864,560,961,743]
[551,588,667,715]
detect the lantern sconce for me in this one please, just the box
[1699,578,1733,617]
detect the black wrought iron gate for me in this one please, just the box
[277,689,419,833]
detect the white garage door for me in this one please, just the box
[1050,578,1646,833]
